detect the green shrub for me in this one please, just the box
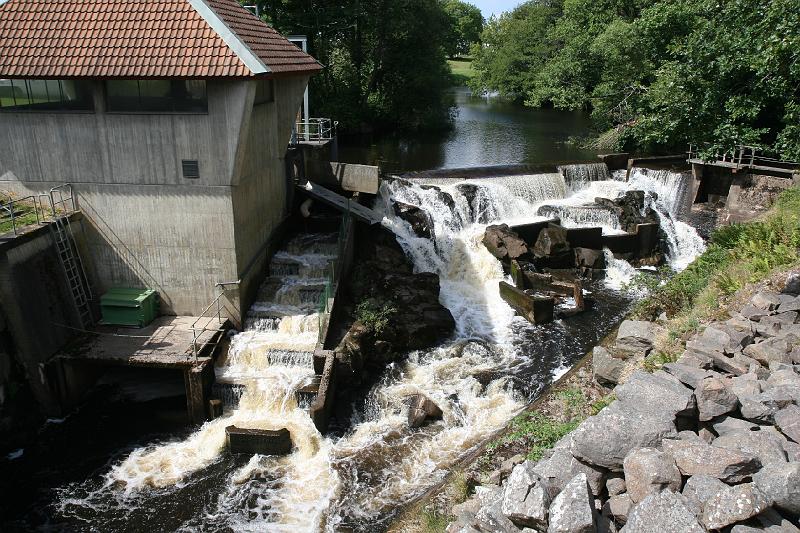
[355,301,398,334]
[488,411,580,461]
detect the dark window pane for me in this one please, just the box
[0,79,93,111]
[106,80,207,113]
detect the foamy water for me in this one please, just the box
[55,164,705,531]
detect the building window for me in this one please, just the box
[254,79,274,105]
[105,80,208,113]
[0,79,93,111]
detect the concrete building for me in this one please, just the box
[0,0,322,320]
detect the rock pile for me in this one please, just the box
[447,275,800,532]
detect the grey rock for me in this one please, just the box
[682,474,728,515]
[775,404,800,443]
[698,426,716,443]
[593,346,627,386]
[740,394,783,423]
[623,448,682,504]
[547,473,595,533]
[602,493,632,526]
[501,461,552,529]
[712,429,787,465]
[784,440,800,461]
[727,314,757,332]
[730,373,763,401]
[766,368,800,390]
[752,292,782,311]
[570,399,677,471]
[744,338,794,366]
[606,475,626,497]
[532,446,606,497]
[702,324,754,354]
[757,315,798,338]
[696,376,739,421]
[678,430,707,444]
[778,295,800,313]
[620,490,705,533]
[614,371,696,418]
[711,415,759,435]
[407,394,443,428]
[662,362,719,389]
[615,320,663,358]
[701,483,773,530]
[752,461,800,515]
[741,304,770,321]
[677,349,713,369]
[784,272,800,295]
[475,497,521,533]
[661,438,762,482]
[730,508,800,532]
[709,351,760,376]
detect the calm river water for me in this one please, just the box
[338,87,597,172]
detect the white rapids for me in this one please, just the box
[58,164,705,532]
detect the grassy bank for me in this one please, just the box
[448,57,476,86]
[0,196,46,235]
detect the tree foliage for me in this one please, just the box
[470,0,800,159]
[255,0,455,132]
[442,0,484,58]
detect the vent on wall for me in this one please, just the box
[182,159,200,179]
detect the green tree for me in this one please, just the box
[253,0,454,133]
[442,0,485,58]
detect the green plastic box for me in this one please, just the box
[100,288,159,327]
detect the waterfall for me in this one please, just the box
[558,163,612,192]
[55,167,705,532]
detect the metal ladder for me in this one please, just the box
[51,216,93,328]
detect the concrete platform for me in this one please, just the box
[61,316,218,368]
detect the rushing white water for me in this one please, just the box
[63,164,705,532]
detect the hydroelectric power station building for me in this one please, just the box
[0,0,322,419]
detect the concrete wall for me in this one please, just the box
[0,215,88,414]
[0,76,310,317]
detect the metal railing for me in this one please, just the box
[317,209,352,345]
[0,184,78,236]
[293,117,338,143]
[688,144,800,171]
[190,281,239,360]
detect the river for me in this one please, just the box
[337,87,597,172]
[1,92,704,532]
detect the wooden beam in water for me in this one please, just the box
[298,182,383,225]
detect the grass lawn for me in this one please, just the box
[448,57,476,85]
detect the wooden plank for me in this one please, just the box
[299,182,383,225]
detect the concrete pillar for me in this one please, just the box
[184,361,212,424]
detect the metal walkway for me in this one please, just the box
[688,144,799,177]
[298,181,383,225]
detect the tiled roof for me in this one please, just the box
[0,0,322,78]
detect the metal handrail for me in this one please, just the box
[293,117,338,143]
[190,290,230,360]
[688,144,799,169]
[0,194,45,235]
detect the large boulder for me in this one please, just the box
[775,404,800,443]
[532,442,607,497]
[547,473,595,533]
[701,483,773,530]
[622,448,682,504]
[731,508,800,533]
[711,429,788,466]
[533,226,570,258]
[602,493,633,526]
[595,191,659,234]
[752,461,800,515]
[695,376,739,421]
[744,338,795,366]
[614,371,696,418]
[620,491,705,533]
[661,438,762,482]
[681,474,728,515]
[500,461,553,529]
[407,394,443,428]
[393,201,434,239]
[615,321,663,358]
[483,224,529,261]
[700,324,754,355]
[570,399,677,471]
[593,346,627,386]
[662,363,719,389]
[474,488,522,533]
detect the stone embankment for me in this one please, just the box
[447,273,800,532]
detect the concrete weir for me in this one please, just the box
[226,426,293,455]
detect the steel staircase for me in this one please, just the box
[51,216,93,328]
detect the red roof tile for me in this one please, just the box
[0,0,322,78]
